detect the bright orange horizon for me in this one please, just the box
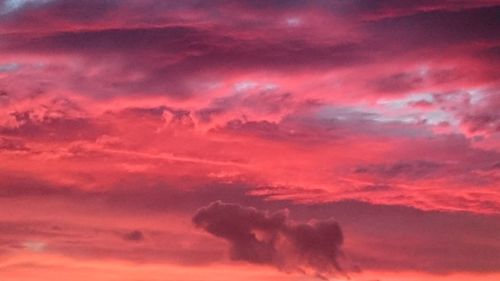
[0,1,499,280]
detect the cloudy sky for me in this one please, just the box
[0,0,500,280]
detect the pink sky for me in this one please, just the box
[0,1,499,280]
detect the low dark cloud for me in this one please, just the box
[462,112,500,134]
[0,137,29,152]
[354,160,443,179]
[452,90,500,136]
[193,201,344,279]
[122,230,144,242]
[367,6,500,50]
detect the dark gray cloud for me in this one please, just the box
[0,137,29,151]
[193,201,344,279]
[122,230,144,242]
[354,160,443,179]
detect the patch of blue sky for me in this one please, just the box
[315,104,434,138]
[2,0,52,14]
[377,93,434,109]
[468,88,485,105]
[315,104,379,121]
[0,63,20,72]
[373,93,451,123]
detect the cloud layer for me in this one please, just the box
[1,1,500,281]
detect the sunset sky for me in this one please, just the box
[1,0,500,280]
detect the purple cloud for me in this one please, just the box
[193,201,344,279]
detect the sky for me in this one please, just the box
[0,0,499,280]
